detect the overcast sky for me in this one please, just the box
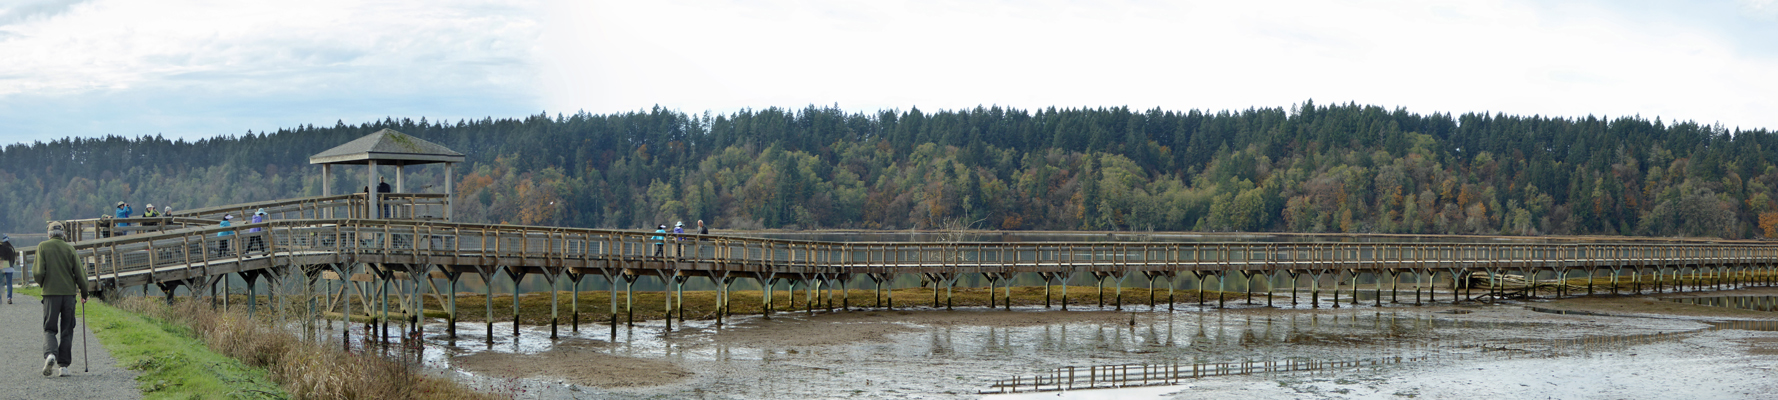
[1,0,1775,144]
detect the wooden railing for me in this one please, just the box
[16,217,1778,290]
[54,194,450,243]
[171,193,448,221]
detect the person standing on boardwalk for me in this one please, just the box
[247,209,267,253]
[672,221,685,256]
[697,219,709,236]
[34,223,88,378]
[652,225,667,256]
[215,215,235,258]
[377,178,392,218]
[140,204,161,233]
[1,235,16,304]
[112,201,132,236]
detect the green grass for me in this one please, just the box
[20,287,287,400]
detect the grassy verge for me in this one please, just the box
[19,286,286,400]
[117,297,498,400]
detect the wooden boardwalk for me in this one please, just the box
[19,195,1778,345]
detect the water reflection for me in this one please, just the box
[1669,296,1778,312]
[289,303,1721,398]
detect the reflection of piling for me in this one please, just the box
[986,309,1735,395]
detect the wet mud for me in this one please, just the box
[394,287,1778,399]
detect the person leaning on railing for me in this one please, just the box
[141,203,161,232]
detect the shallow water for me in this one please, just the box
[260,281,1778,399]
[1670,296,1778,313]
[279,291,1778,399]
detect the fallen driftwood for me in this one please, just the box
[1465,272,1586,301]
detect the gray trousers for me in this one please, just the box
[42,295,76,367]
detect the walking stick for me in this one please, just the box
[82,297,89,372]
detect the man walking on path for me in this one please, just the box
[34,223,87,378]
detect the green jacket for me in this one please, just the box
[32,238,88,298]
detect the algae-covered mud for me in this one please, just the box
[402,288,1778,399]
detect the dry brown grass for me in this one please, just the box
[121,298,497,400]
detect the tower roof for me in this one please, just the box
[309,129,465,165]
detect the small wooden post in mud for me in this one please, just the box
[1195,272,1207,308]
[1379,270,1393,304]
[945,275,955,311]
[1168,273,1176,311]
[439,270,456,338]
[339,264,352,351]
[548,271,560,339]
[246,271,258,318]
[1289,271,1300,307]
[885,274,894,310]
[713,275,726,325]
[1244,271,1255,306]
[510,269,525,338]
[871,274,883,309]
[380,269,390,345]
[607,272,618,338]
[569,272,581,333]
[664,273,675,331]
[1003,274,1012,311]
[1453,268,1464,302]
[1041,273,1052,308]
[1060,271,1072,311]
[1586,267,1596,296]
[1310,271,1321,308]
[1372,271,1380,307]
[484,268,496,344]
[1096,274,1106,309]
[625,273,636,326]
[1413,269,1423,306]
[989,274,998,309]
[1114,272,1124,311]
[788,279,799,314]
[764,277,776,318]
[1264,272,1273,308]
[1216,271,1228,308]
[1146,273,1156,310]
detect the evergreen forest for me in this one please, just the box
[2,101,1773,239]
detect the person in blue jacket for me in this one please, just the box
[113,201,133,236]
[652,224,667,256]
[215,214,235,258]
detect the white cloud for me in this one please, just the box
[0,0,542,140]
[1,0,1775,143]
[540,0,1778,131]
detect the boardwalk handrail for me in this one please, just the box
[171,193,447,221]
[15,217,1778,292]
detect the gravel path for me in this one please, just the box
[0,293,141,400]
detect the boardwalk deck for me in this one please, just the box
[16,213,1778,344]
